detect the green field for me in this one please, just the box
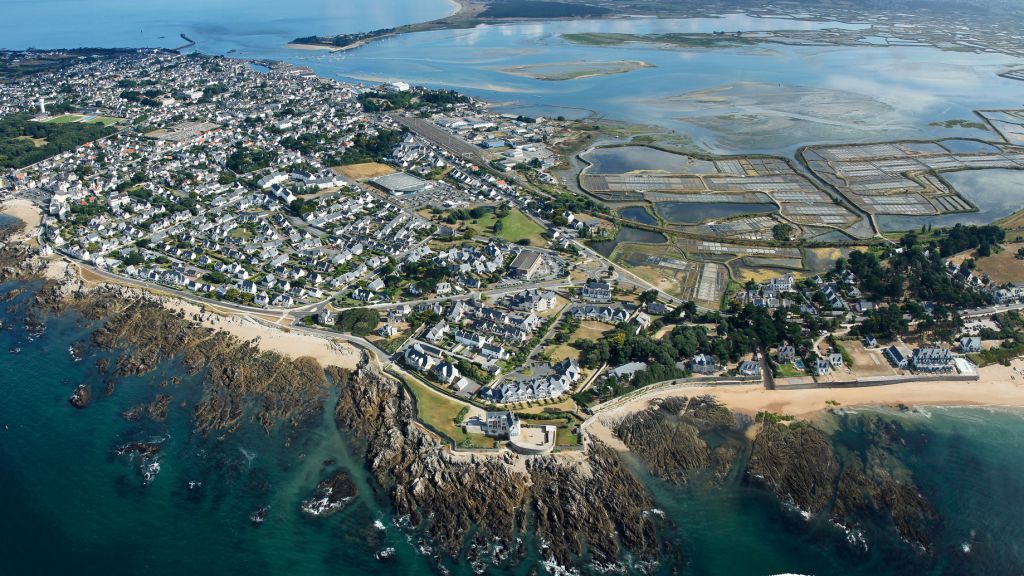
[41,114,84,124]
[87,116,124,126]
[396,371,492,448]
[469,207,547,245]
[775,362,806,378]
[40,114,123,126]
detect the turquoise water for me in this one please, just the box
[0,283,438,576]
[3,282,1024,574]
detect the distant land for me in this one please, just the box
[289,0,1024,53]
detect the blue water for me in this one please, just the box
[4,0,1022,156]
[0,0,453,52]
[0,282,440,576]
[618,206,657,225]
[4,280,1024,575]
[656,201,778,224]
[878,168,1024,230]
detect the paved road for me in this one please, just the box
[962,302,1024,319]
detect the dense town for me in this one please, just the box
[3,48,1024,452]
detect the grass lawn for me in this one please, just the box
[776,362,805,378]
[572,320,615,343]
[522,416,583,446]
[40,114,84,124]
[87,116,124,126]
[468,207,547,245]
[228,228,253,240]
[397,371,491,448]
[496,208,546,245]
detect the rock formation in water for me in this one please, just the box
[35,285,329,435]
[301,469,358,517]
[68,383,91,409]
[614,395,743,484]
[335,362,667,572]
[612,397,939,556]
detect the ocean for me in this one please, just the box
[2,278,1024,575]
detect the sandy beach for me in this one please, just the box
[588,359,1024,447]
[1,198,42,242]
[63,258,363,371]
[170,299,362,370]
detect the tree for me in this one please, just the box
[638,289,658,305]
[772,223,793,241]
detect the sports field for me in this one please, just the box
[40,114,123,126]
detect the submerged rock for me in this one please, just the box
[300,470,358,517]
[249,505,269,526]
[146,394,173,422]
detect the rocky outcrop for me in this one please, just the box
[42,286,329,434]
[613,396,743,485]
[301,469,358,517]
[610,394,940,557]
[747,421,839,515]
[68,383,91,408]
[747,419,938,554]
[146,394,173,422]
[335,363,666,572]
[615,398,710,484]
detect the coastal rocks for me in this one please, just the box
[300,469,358,517]
[746,418,939,554]
[611,395,941,557]
[527,444,662,567]
[334,363,666,572]
[613,396,742,485]
[249,505,270,526]
[747,421,839,515]
[48,286,329,434]
[115,441,163,485]
[146,394,173,422]
[68,383,91,408]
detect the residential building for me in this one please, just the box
[912,347,954,372]
[485,411,521,438]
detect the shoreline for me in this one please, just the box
[54,258,363,371]
[0,199,42,243]
[587,359,1024,448]
[593,356,1024,420]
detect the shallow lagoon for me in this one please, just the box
[656,201,778,224]
[590,226,667,257]
[878,168,1024,230]
[583,146,717,174]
